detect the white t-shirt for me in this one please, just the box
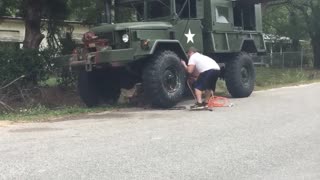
[188,52,220,73]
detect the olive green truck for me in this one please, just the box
[70,0,267,108]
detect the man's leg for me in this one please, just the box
[191,73,206,109]
[203,70,220,103]
[204,90,213,104]
[190,88,206,109]
[210,70,220,97]
[195,88,203,104]
[201,70,214,103]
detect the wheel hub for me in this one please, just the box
[241,67,250,87]
[163,68,179,93]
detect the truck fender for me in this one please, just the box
[150,40,188,60]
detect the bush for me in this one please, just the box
[0,45,79,90]
[0,48,54,87]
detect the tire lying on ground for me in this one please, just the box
[225,53,256,98]
[143,50,186,108]
[78,70,120,107]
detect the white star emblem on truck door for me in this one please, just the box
[185,29,195,43]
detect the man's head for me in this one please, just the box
[187,47,198,58]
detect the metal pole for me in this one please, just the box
[270,45,273,66]
[300,50,304,71]
[187,81,196,101]
[282,52,285,68]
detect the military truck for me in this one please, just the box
[70,0,266,108]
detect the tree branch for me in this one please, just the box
[0,75,25,90]
[0,100,13,111]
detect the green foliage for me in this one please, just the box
[50,32,78,88]
[58,72,77,88]
[59,32,77,55]
[264,0,320,68]
[288,0,320,68]
[67,0,137,24]
[115,6,138,23]
[44,0,70,49]
[263,5,306,40]
[68,0,104,24]
[0,48,54,87]
[0,0,21,16]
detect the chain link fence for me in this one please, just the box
[254,51,314,69]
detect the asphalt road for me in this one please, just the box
[0,83,320,180]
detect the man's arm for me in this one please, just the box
[181,60,195,74]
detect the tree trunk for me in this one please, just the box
[105,0,112,24]
[23,0,44,49]
[311,37,320,69]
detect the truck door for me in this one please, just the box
[173,0,204,53]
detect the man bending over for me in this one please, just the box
[181,47,221,109]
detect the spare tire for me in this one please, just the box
[225,53,256,98]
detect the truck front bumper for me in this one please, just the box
[70,48,135,70]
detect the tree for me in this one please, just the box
[287,0,320,68]
[23,0,69,49]
[263,4,307,51]
[0,0,69,49]
[22,0,45,49]
[1,0,133,49]
[264,0,320,68]
[68,0,97,23]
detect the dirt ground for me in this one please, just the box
[0,86,83,112]
[0,121,13,127]
[0,84,146,113]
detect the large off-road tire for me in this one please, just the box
[77,70,120,107]
[143,51,186,108]
[78,71,99,107]
[225,53,256,98]
[99,70,121,105]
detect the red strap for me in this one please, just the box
[207,96,230,108]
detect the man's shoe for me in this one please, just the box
[202,102,208,108]
[190,102,205,110]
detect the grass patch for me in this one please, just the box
[39,77,59,87]
[214,67,320,95]
[0,105,122,122]
[255,67,320,90]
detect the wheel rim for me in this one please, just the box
[162,67,180,93]
[241,66,251,88]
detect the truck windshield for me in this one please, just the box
[146,0,171,19]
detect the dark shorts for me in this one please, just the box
[194,69,220,91]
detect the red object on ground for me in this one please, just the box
[207,96,230,108]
